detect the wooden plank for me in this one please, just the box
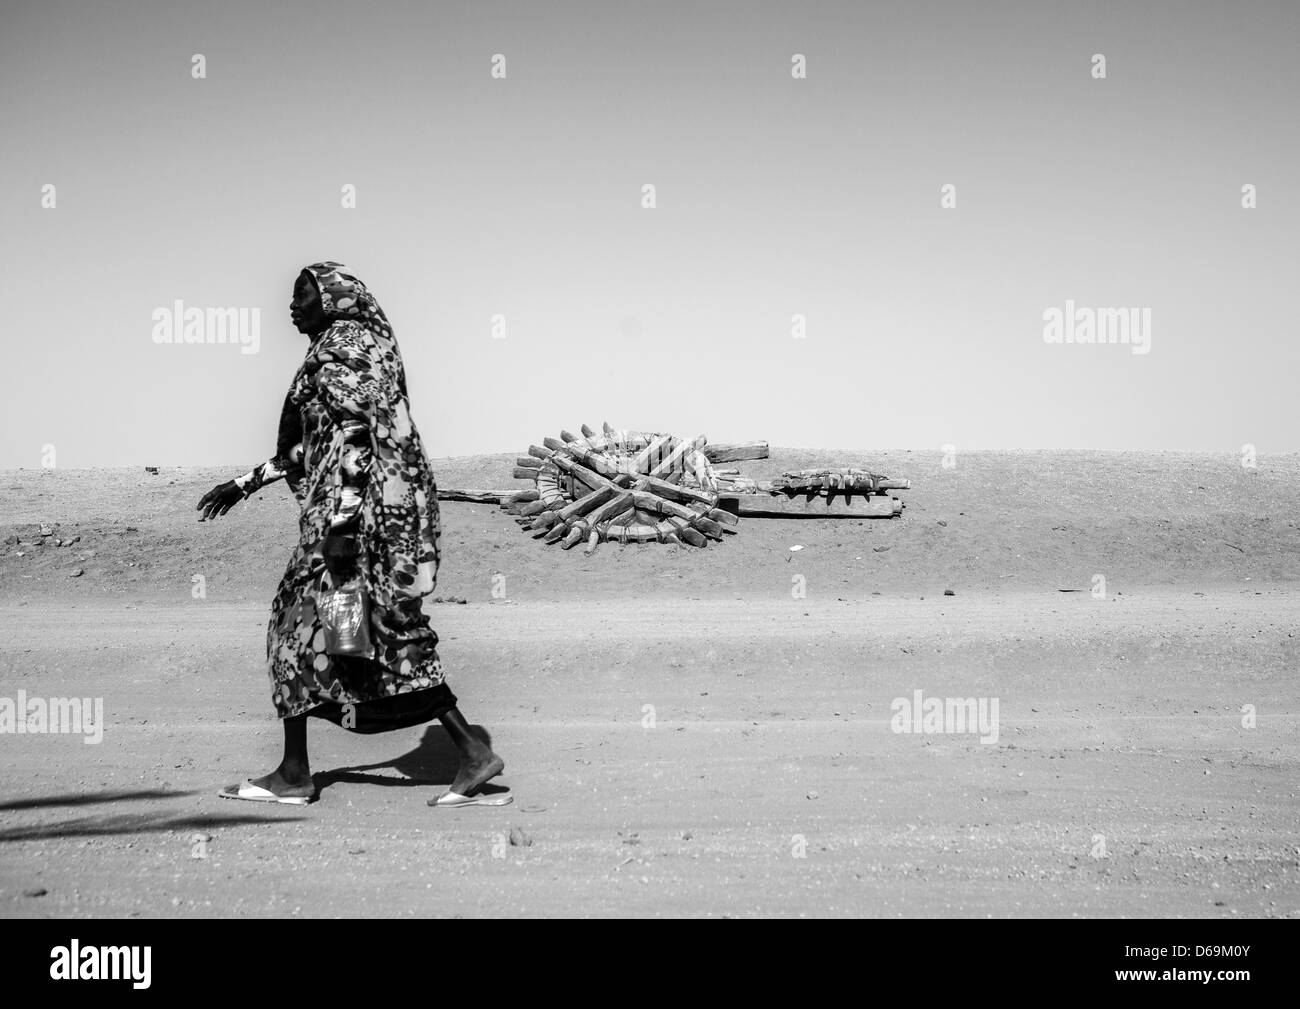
[704,441,768,464]
[548,451,610,494]
[519,499,553,517]
[566,491,635,544]
[689,449,714,490]
[674,523,707,547]
[706,507,739,526]
[633,434,673,474]
[631,491,723,539]
[555,483,618,522]
[530,512,561,535]
[634,474,714,507]
[512,467,539,480]
[435,488,511,504]
[716,477,763,493]
[548,436,622,480]
[718,493,902,518]
[531,484,610,530]
[647,434,706,480]
[515,456,543,469]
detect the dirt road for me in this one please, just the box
[2,590,1297,918]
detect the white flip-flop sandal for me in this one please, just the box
[429,790,514,808]
[218,779,316,805]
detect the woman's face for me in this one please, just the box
[290,272,329,335]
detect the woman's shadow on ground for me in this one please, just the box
[313,724,508,797]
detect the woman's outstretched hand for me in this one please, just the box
[196,480,245,521]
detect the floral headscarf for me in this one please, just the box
[301,262,395,345]
[276,262,405,461]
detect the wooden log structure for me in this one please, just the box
[443,423,909,551]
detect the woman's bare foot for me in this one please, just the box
[249,767,315,799]
[435,707,505,797]
[449,751,504,797]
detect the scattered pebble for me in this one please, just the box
[872,546,890,553]
[789,545,803,552]
[23,887,48,898]
[944,589,955,596]
[807,790,819,800]
[69,568,84,578]
[509,826,533,847]
[39,526,53,537]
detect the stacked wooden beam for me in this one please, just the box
[505,423,737,554]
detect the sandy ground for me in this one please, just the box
[1,451,1297,918]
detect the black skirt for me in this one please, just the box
[306,677,457,734]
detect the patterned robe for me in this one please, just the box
[238,263,451,728]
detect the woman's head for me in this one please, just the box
[287,261,409,414]
[290,262,393,341]
[289,270,330,336]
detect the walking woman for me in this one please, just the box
[198,262,506,807]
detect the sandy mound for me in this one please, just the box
[2,450,1296,604]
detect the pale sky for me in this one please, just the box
[2,0,1297,469]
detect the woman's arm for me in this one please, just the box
[234,457,285,497]
[235,443,305,495]
[196,447,304,521]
